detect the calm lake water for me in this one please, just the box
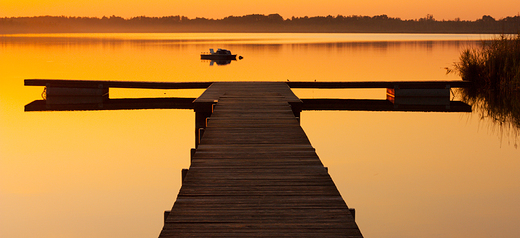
[1,33,519,238]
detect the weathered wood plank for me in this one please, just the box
[25,79,212,89]
[159,82,362,238]
[286,80,472,88]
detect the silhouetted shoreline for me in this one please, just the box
[1,14,519,34]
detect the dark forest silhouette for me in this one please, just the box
[1,14,520,34]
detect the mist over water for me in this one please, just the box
[1,33,518,238]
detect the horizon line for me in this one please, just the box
[2,13,518,21]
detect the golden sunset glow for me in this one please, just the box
[1,0,519,20]
[2,0,520,236]
[2,33,520,238]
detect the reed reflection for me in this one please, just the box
[449,34,520,147]
[456,87,520,147]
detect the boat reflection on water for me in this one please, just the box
[201,48,242,66]
[204,59,233,66]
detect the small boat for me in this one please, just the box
[201,48,237,60]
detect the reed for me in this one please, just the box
[453,34,520,92]
[450,34,520,147]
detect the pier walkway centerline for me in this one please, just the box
[159,82,363,237]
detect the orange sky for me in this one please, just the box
[1,0,519,20]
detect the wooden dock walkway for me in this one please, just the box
[159,82,363,237]
[24,79,475,237]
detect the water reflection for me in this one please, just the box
[3,33,519,238]
[456,87,520,147]
[202,59,234,66]
[1,33,481,51]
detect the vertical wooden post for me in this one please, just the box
[181,168,189,184]
[349,208,356,220]
[164,210,171,224]
[190,148,196,164]
[194,111,211,147]
[289,102,302,124]
[194,99,216,147]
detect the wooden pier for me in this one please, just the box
[24,79,472,112]
[24,79,475,237]
[160,82,362,237]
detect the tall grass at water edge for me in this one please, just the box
[450,34,520,147]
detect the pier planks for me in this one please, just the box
[159,82,363,237]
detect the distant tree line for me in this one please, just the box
[1,14,519,34]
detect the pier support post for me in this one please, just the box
[190,148,196,164]
[181,169,189,184]
[194,99,216,147]
[164,210,170,224]
[194,111,211,147]
[289,102,302,123]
